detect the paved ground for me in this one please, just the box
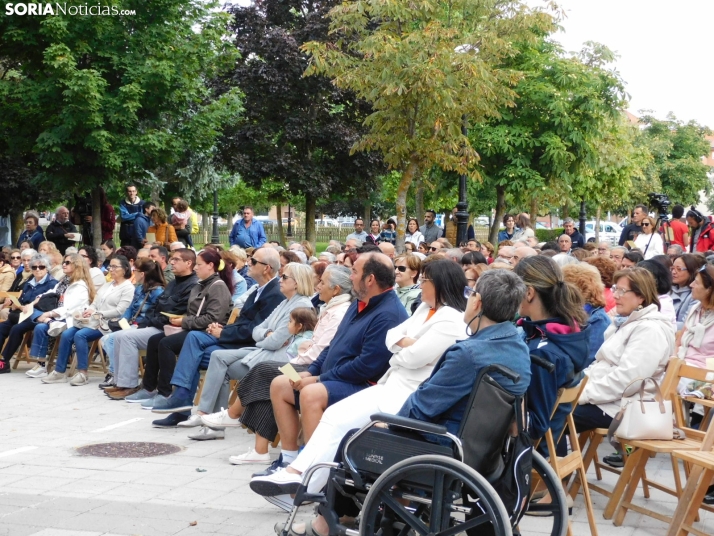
[1,367,712,536]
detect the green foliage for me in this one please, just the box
[635,113,712,207]
[303,0,555,250]
[0,0,240,201]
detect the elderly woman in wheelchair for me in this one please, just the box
[257,270,569,536]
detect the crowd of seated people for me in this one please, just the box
[6,206,714,517]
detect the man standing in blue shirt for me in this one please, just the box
[345,218,368,243]
[229,206,267,248]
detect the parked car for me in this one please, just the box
[315,218,340,227]
[585,221,620,244]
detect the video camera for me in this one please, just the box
[648,192,670,222]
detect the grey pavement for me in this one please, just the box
[0,366,711,536]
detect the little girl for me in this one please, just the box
[284,307,317,360]
[171,199,194,248]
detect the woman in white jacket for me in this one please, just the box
[405,218,424,247]
[634,216,664,260]
[250,259,468,502]
[28,254,97,377]
[42,255,135,386]
[577,267,675,432]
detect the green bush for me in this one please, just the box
[535,228,564,243]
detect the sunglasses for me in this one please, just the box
[31,265,46,270]
[62,261,72,266]
[250,257,268,266]
[429,247,439,251]
[641,223,651,227]
[11,256,21,260]
[395,265,407,273]
[280,274,294,281]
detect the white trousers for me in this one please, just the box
[291,384,411,493]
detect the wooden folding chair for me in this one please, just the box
[667,417,714,536]
[606,359,711,526]
[10,331,34,369]
[537,376,598,536]
[69,339,106,375]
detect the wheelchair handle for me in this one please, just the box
[531,354,556,373]
[482,364,520,383]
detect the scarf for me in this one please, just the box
[55,276,71,306]
[318,293,352,319]
[678,302,714,357]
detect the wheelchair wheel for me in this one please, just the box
[359,454,512,536]
[516,451,568,536]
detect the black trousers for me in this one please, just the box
[143,330,190,397]
[0,317,36,362]
[555,403,613,457]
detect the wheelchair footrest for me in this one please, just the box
[293,488,326,507]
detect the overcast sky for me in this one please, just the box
[548,0,713,128]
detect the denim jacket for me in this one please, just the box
[122,286,165,324]
[397,321,531,437]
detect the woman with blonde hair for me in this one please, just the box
[147,208,178,247]
[0,252,15,292]
[26,253,96,379]
[562,263,611,364]
[38,241,59,257]
[634,215,663,259]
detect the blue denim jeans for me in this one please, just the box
[170,330,221,395]
[54,327,103,373]
[29,322,52,359]
[101,331,117,373]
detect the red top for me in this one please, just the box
[667,219,688,248]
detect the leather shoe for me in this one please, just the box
[107,387,141,400]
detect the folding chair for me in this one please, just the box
[69,339,106,375]
[538,376,599,536]
[606,359,710,526]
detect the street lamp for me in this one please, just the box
[287,203,293,238]
[579,199,587,237]
[211,189,220,245]
[455,116,469,246]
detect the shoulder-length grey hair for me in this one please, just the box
[324,265,353,295]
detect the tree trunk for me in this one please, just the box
[595,206,602,243]
[10,210,24,246]
[395,156,421,254]
[92,186,102,249]
[276,202,286,246]
[202,213,210,246]
[530,196,538,224]
[489,185,506,246]
[415,178,424,224]
[364,200,371,223]
[305,193,316,244]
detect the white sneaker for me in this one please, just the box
[177,414,204,428]
[69,372,88,386]
[41,370,67,384]
[201,408,241,428]
[26,365,47,378]
[229,449,271,465]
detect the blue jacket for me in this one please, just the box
[17,228,45,250]
[585,305,610,365]
[497,230,515,243]
[20,275,57,304]
[309,289,408,385]
[229,219,267,248]
[398,321,531,437]
[132,213,151,250]
[218,277,285,347]
[123,286,164,324]
[518,317,590,441]
[231,269,248,305]
[119,198,145,242]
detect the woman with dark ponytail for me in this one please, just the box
[513,255,590,443]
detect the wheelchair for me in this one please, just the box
[278,363,569,536]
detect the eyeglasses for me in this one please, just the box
[641,223,651,228]
[463,286,476,299]
[31,265,46,271]
[395,265,407,273]
[611,285,635,298]
[10,256,21,260]
[62,261,72,266]
[671,266,687,272]
[108,265,123,271]
[250,257,268,266]
[280,274,294,281]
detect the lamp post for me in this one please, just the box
[211,189,220,245]
[287,203,293,238]
[456,116,469,247]
[579,199,587,237]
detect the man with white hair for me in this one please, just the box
[288,243,304,253]
[494,245,516,264]
[169,241,184,252]
[597,243,611,258]
[344,238,361,252]
[45,206,78,255]
[610,246,627,269]
[319,252,336,264]
[444,248,463,263]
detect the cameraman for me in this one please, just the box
[618,204,646,246]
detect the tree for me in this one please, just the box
[0,0,241,247]
[303,0,554,251]
[217,0,384,244]
[467,38,629,244]
[636,113,711,207]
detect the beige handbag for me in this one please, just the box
[607,377,677,456]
